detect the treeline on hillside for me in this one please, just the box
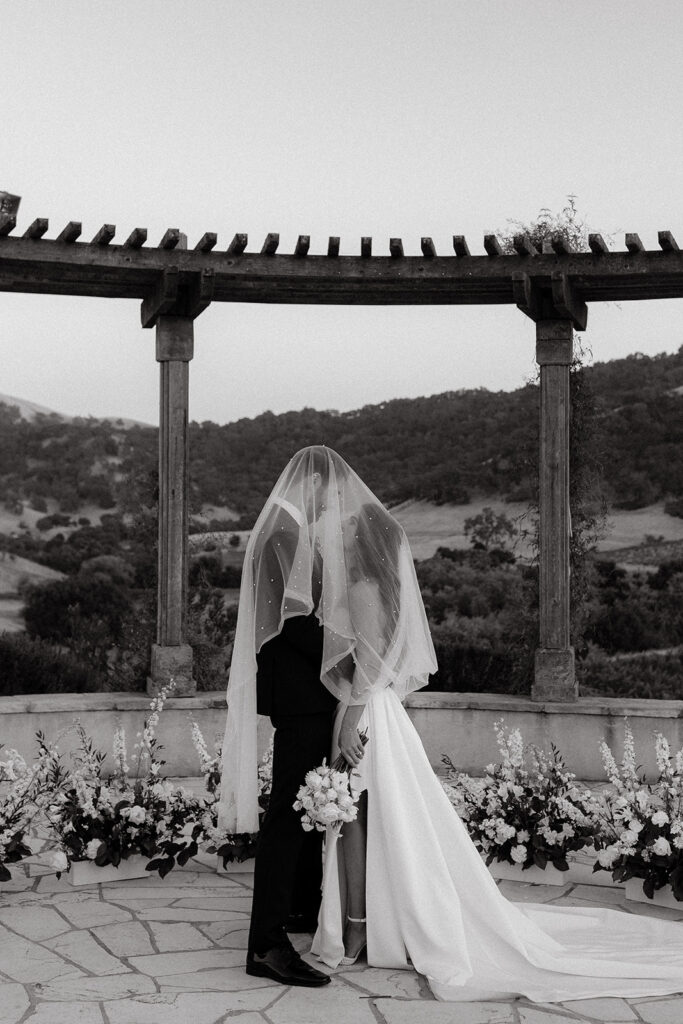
[1,348,683,524]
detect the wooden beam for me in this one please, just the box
[141,267,179,328]
[513,234,537,257]
[588,233,609,254]
[421,237,436,258]
[327,236,340,257]
[261,233,279,256]
[389,238,404,258]
[184,268,214,318]
[124,227,147,248]
[159,229,182,250]
[91,224,115,246]
[56,221,81,243]
[551,272,588,331]
[195,232,217,252]
[3,233,683,305]
[484,234,503,256]
[551,234,571,255]
[23,218,49,239]
[226,233,247,255]
[532,319,576,702]
[0,215,15,237]
[625,233,645,253]
[361,237,372,258]
[659,231,680,252]
[294,235,310,257]
[453,235,470,258]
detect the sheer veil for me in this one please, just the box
[217,445,437,833]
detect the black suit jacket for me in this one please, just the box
[256,612,337,718]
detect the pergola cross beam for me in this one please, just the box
[2,212,682,702]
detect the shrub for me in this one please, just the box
[578,647,683,700]
[0,633,96,695]
[665,497,683,519]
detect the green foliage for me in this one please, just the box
[464,507,516,551]
[0,633,96,694]
[665,497,683,519]
[579,647,683,700]
[1,346,683,524]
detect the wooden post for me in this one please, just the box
[532,319,577,701]
[148,315,195,695]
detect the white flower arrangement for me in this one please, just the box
[190,719,273,867]
[594,719,683,900]
[442,719,601,872]
[0,744,45,879]
[40,682,208,879]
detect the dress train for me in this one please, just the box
[311,686,683,1003]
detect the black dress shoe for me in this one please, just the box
[246,945,330,987]
[286,912,319,933]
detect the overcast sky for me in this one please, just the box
[1,0,681,426]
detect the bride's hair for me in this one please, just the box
[352,503,403,627]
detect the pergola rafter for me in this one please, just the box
[2,200,682,702]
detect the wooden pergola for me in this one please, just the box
[2,192,682,703]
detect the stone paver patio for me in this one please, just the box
[2,842,683,1023]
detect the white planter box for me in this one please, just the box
[216,855,255,874]
[489,859,568,886]
[68,855,150,887]
[488,848,615,888]
[625,878,683,910]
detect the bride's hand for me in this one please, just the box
[339,705,365,766]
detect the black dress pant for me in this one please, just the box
[248,710,335,955]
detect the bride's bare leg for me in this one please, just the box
[342,790,367,958]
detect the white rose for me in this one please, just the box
[338,794,354,811]
[627,819,644,833]
[305,771,323,791]
[512,785,524,798]
[128,806,146,825]
[673,835,683,850]
[510,844,527,864]
[319,803,341,825]
[651,810,670,827]
[47,850,69,872]
[517,830,530,842]
[598,845,619,869]
[301,818,314,832]
[86,839,101,860]
[313,791,327,805]
[331,771,347,791]
[653,836,672,857]
[621,829,639,846]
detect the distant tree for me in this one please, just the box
[464,507,515,551]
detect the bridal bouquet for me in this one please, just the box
[442,719,600,872]
[294,733,368,835]
[594,720,683,900]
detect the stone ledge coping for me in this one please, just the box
[2,689,683,718]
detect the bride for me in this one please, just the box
[221,445,683,1003]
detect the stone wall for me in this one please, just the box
[2,690,681,781]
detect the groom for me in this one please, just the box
[246,453,337,987]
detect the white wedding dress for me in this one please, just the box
[311,685,683,1003]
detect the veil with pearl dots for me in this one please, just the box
[218,445,436,833]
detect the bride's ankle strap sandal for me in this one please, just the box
[341,916,367,966]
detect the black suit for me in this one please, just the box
[248,523,337,955]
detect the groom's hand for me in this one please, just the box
[340,705,365,766]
